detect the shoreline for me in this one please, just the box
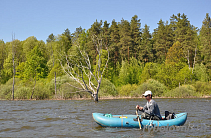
[2,95,211,101]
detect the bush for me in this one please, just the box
[31,80,51,100]
[99,78,118,97]
[133,79,168,97]
[15,86,32,99]
[164,85,199,97]
[118,84,138,97]
[193,81,211,96]
[0,84,12,99]
[59,83,82,99]
[5,78,21,85]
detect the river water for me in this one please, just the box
[0,98,210,137]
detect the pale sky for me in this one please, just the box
[1,0,210,42]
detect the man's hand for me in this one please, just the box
[136,105,143,110]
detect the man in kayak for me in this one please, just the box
[136,90,162,120]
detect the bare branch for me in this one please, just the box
[60,34,109,101]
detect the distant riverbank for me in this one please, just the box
[3,95,211,101]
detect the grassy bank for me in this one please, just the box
[0,76,211,100]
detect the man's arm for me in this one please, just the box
[136,104,147,111]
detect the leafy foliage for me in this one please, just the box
[99,78,118,97]
[164,85,198,98]
[118,84,138,97]
[0,13,211,99]
[133,79,168,97]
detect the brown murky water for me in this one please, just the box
[0,98,210,137]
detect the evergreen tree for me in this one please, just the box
[130,15,141,59]
[170,13,198,68]
[200,13,211,69]
[109,19,120,75]
[118,19,132,63]
[71,26,83,44]
[139,24,153,63]
[153,20,173,63]
[46,33,55,43]
[102,20,110,46]
[87,20,103,64]
[61,28,72,54]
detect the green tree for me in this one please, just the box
[62,28,72,54]
[200,13,211,69]
[22,36,38,61]
[170,13,198,68]
[165,41,186,64]
[193,63,209,82]
[24,45,48,81]
[46,33,55,43]
[139,62,159,84]
[0,40,7,84]
[72,26,83,44]
[118,60,129,86]
[2,53,13,83]
[153,20,174,63]
[1,40,22,84]
[157,42,188,89]
[127,57,142,84]
[102,20,110,46]
[139,24,153,62]
[86,20,103,63]
[130,15,141,59]
[118,19,132,62]
[109,20,120,75]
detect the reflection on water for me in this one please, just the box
[0,98,210,137]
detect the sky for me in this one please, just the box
[1,0,210,42]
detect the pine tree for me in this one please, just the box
[62,28,72,55]
[87,20,103,64]
[118,19,132,63]
[139,24,153,63]
[153,20,173,63]
[170,13,198,68]
[130,15,141,59]
[200,13,211,69]
[109,19,120,75]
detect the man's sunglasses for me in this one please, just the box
[145,95,149,97]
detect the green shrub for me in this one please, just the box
[133,79,168,97]
[118,84,138,97]
[0,84,12,99]
[5,78,21,85]
[59,83,79,99]
[15,86,32,99]
[99,78,118,97]
[164,85,199,97]
[32,81,51,100]
[193,81,211,96]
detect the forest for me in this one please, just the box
[0,13,211,100]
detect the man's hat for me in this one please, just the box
[143,90,152,96]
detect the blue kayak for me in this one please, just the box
[92,112,187,128]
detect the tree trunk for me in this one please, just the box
[55,71,57,95]
[12,42,15,100]
[93,93,98,102]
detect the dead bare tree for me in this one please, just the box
[60,35,109,102]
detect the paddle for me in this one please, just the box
[136,109,142,129]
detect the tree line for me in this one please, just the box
[0,13,211,100]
